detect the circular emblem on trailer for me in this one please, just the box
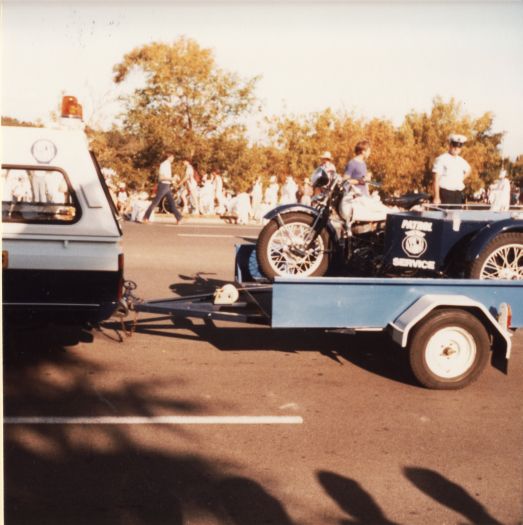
[402,230,427,258]
[31,139,57,164]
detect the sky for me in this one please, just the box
[2,0,523,158]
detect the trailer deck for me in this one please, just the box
[125,244,523,390]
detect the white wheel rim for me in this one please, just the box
[267,222,325,277]
[424,326,477,379]
[479,243,523,280]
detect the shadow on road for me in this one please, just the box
[3,327,294,525]
[110,315,419,388]
[169,272,230,297]
[109,269,419,387]
[404,467,503,525]
[317,470,399,525]
[319,468,503,525]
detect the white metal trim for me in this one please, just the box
[389,294,513,358]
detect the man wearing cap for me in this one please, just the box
[433,134,471,205]
[319,151,337,176]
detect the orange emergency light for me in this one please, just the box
[61,96,83,119]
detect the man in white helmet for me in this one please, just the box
[432,134,471,205]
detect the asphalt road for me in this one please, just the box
[4,220,523,525]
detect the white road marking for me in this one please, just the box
[175,233,235,238]
[4,415,303,425]
[279,403,300,411]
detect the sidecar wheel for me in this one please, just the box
[256,212,330,279]
[468,232,523,280]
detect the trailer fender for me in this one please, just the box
[464,218,523,264]
[389,294,512,359]
[263,204,339,242]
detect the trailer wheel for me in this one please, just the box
[408,309,490,390]
[469,232,523,280]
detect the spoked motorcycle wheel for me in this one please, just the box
[469,232,523,280]
[256,212,331,279]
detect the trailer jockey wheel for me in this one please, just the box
[408,309,490,390]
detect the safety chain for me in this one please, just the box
[113,280,143,337]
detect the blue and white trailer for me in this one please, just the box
[126,245,522,390]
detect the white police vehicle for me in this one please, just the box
[2,97,123,324]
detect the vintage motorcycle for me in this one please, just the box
[256,168,429,279]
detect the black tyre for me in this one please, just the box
[408,309,490,390]
[158,193,183,214]
[256,212,330,279]
[469,232,523,280]
[159,196,171,214]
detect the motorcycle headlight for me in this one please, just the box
[311,168,330,188]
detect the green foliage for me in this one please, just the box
[506,155,523,187]
[82,37,515,198]
[1,116,42,127]
[111,37,260,187]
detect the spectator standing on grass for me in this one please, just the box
[250,177,263,215]
[300,177,313,206]
[184,159,200,215]
[116,182,129,214]
[199,173,215,215]
[213,170,225,215]
[489,169,511,211]
[141,153,183,224]
[432,134,471,205]
[264,175,280,209]
[280,175,298,205]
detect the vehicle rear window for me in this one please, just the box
[2,165,80,224]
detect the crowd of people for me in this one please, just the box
[102,134,521,225]
[104,158,317,225]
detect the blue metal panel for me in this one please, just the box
[271,277,523,329]
[383,210,520,271]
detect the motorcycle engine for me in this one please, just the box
[338,193,354,222]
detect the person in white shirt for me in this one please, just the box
[280,175,298,204]
[142,154,183,223]
[131,191,151,222]
[433,134,471,205]
[489,169,511,211]
[213,171,225,214]
[184,159,200,215]
[264,175,279,209]
[250,177,263,218]
[199,173,215,215]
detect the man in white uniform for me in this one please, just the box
[433,134,471,205]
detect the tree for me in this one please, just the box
[403,97,504,194]
[1,116,41,127]
[112,37,260,186]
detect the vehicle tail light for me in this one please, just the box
[498,303,512,329]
